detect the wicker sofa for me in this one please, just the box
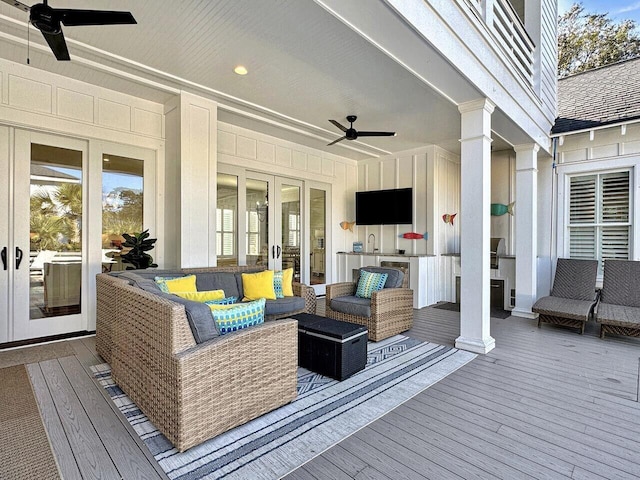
[326,266,413,341]
[96,265,316,451]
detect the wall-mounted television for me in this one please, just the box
[355,188,413,225]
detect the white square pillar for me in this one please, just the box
[512,143,540,318]
[455,99,496,354]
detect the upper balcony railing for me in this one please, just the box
[474,0,535,88]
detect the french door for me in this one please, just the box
[216,165,330,292]
[8,130,88,342]
[0,128,156,344]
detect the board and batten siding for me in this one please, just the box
[357,146,460,257]
[0,58,164,146]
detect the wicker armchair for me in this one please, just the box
[596,259,640,339]
[532,258,598,334]
[326,266,413,341]
[96,274,297,452]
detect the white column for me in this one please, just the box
[455,99,496,354]
[512,143,540,318]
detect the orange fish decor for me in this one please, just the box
[400,232,428,240]
[442,213,457,226]
[339,221,356,232]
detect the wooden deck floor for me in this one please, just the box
[4,306,640,479]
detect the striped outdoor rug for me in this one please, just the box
[92,335,476,479]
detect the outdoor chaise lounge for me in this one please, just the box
[532,258,599,334]
[596,259,640,339]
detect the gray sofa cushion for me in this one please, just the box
[196,272,241,298]
[264,296,305,316]
[330,296,372,318]
[550,258,597,301]
[110,271,219,344]
[360,267,404,288]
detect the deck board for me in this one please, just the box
[6,304,640,480]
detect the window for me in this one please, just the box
[288,213,300,247]
[568,171,631,270]
[216,208,235,256]
[246,211,260,256]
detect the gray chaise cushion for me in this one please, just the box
[550,258,598,300]
[360,267,404,288]
[532,296,594,321]
[600,260,640,307]
[330,296,372,318]
[263,297,306,316]
[597,303,640,327]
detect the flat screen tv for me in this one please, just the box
[355,188,413,225]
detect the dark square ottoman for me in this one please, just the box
[292,313,368,381]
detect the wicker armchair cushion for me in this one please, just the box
[330,296,372,318]
[263,296,306,316]
[550,258,598,301]
[601,260,640,307]
[360,267,404,288]
[195,272,242,299]
[356,271,388,299]
[532,296,595,321]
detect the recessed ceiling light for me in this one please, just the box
[234,65,248,76]
[103,158,110,162]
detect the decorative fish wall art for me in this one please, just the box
[399,232,428,240]
[442,213,456,226]
[491,202,515,216]
[339,221,356,232]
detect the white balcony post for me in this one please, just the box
[512,143,540,318]
[456,98,496,354]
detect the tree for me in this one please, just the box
[558,3,640,77]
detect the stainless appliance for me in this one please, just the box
[490,237,506,269]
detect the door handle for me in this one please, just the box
[272,245,276,259]
[15,247,23,270]
[1,247,6,270]
[277,246,281,259]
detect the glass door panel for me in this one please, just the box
[102,154,144,272]
[216,173,238,267]
[310,188,326,286]
[246,178,270,268]
[280,184,301,281]
[29,144,83,320]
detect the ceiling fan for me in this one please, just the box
[327,115,396,146]
[2,0,137,61]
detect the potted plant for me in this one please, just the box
[120,229,158,270]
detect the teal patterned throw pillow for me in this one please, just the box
[355,271,388,299]
[204,296,238,306]
[273,270,285,299]
[209,298,265,335]
[154,276,183,293]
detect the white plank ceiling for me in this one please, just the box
[0,0,481,159]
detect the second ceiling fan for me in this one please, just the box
[327,115,396,146]
[2,0,137,61]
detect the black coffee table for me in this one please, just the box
[291,313,368,381]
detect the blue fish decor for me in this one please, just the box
[491,202,515,216]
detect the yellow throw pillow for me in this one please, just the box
[173,290,225,302]
[242,270,276,300]
[282,268,294,297]
[164,275,197,293]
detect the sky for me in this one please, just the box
[558,0,640,25]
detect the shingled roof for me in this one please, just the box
[552,57,640,134]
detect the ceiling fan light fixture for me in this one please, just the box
[233,65,248,76]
